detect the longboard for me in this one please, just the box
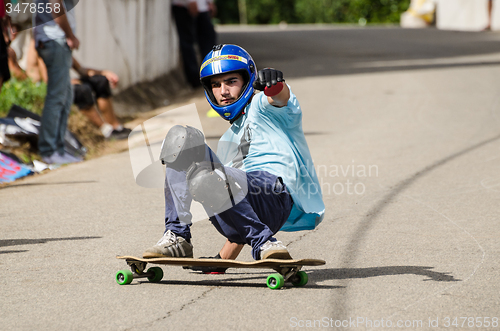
[116,256,325,289]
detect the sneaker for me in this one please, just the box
[62,153,83,163]
[259,240,292,260]
[42,152,81,165]
[143,230,193,258]
[108,127,132,140]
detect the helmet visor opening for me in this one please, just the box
[201,70,250,107]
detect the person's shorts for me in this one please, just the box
[73,74,112,110]
[0,35,11,83]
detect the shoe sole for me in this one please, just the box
[143,252,194,259]
[261,250,293,260]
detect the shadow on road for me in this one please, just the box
[0,250,29,254]
[310,266,459,282]
[130,264,457,289]
[126,271,341,289]
[0,236,102,249]
[137,278,343,290]
[0,180,98,190]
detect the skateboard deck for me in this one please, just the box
[116,256,325,289]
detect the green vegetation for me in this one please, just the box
[215,0,410,25]
[0,78,46,117]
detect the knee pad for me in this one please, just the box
[186,161,242,213]
[160,125,206,171]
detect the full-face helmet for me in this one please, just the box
[200,44,257,121]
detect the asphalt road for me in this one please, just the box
[1,26,500,330]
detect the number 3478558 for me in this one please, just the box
[6,2,61,14]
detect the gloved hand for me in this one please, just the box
[252,68,285,96]
[182,253,228,274]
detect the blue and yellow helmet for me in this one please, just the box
[200,44,257,122]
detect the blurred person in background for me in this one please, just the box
[5,23,29,81]
[7,32,130,140]
[0,0,11,92]
[171,0,217,88]
[70,57,131,140]
[400,0,436,28]
[487,0,493,30]
[34,0,80,165]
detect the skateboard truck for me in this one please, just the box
[115,260,164,285]
[274,264,302,282]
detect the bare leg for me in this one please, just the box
[38,56,48,83]
[26,38,48,83]
[219,239,244,260]
[26,38,41,83]
[96,97,121,128]
[80,106,105,128]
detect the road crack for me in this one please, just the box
[124,287,217,330]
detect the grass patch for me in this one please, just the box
[0,78,47,117]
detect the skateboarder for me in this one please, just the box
[143,44,325,262]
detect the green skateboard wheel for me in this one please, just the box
[291,271,308,287]
[147,267,164,283]
[267,273,285,290]
[116,270,134,285]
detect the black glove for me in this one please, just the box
[252,68,284,91]
[182,253,228,274]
